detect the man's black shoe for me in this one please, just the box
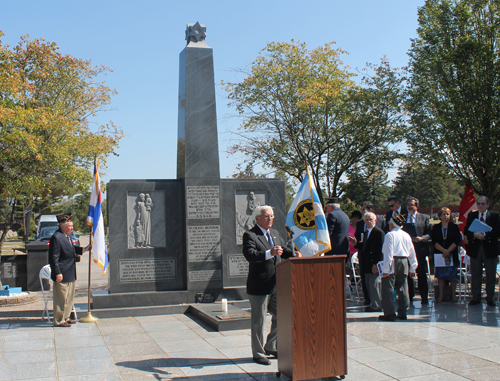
[469,300,481,306]
[397,314,407,320]
[253,357,271,365]
[378,314,397,321]
[265,350,278,358]
[487,300,497,307]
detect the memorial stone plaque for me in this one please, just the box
[228,254,249,278]
[186,186,220,219]
[2,262,15,279]
[119,259,176,283]
[189,269,222,282]
[188,225,221,262]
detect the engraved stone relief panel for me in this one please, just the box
[127,191,166,249]
[235,190,268,245]
[188,269,222,282]
[186,186,220,219]
[188,225,221,262]
[228,254,249,278]
[119,259,176,283]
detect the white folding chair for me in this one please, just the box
[39,264,77,323]
[350,252,362,302]
[345,274,353,300]
[458,249,470,302]
[426,257,434,301]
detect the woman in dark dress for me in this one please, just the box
[432,207,462,302]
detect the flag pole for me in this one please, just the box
[79,237,98,322]
[80,160,99,323]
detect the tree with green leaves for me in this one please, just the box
[392,160,463,208]
[406,0,500,206]
[223,41,406,203]
[0,32,123,248]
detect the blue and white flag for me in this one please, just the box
[286,168,331,256]
[87,159,108,275]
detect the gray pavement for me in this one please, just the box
[1,241,500,380]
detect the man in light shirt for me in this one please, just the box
[379,213,417,321]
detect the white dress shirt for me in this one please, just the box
[257,225,274,260]
[380,227,418,273]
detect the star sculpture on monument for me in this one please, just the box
[185,22,207,44]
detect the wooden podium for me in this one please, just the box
[276,256,347,381]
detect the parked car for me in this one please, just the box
[36,215,58,237]
[37,226,58,244]
[37,226,80,246]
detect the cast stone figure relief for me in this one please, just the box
[135,193,153,248]
[236,191,265,245]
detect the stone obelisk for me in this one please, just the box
[178,22,223,301]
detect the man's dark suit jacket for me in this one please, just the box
[355,218,386,244]
[326,208,350,255]
[357,226,385,274]
[464,210,500,259]
[242,225,293,295]
[406,212,431,258]
[385,207,408,232]
[49,228,83,282]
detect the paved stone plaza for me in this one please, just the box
[1,246,499,380]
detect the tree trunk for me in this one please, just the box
[0,199,17,251]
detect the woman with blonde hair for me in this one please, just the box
[431,207,462,302]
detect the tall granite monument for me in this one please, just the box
[96,23,286,309]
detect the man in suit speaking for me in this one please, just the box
[243,205,301,365]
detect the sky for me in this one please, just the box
[1,0,426,188]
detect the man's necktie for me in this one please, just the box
[480,213,485,222]
[266,231,274,248]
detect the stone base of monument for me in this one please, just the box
[91,290,189,309]
[90,289,252,331]
[89,299,251,331]
[189,302,251,331]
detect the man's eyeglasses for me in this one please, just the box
[477,202,487,206]
[263,215,274,219]
[388,203,396,208]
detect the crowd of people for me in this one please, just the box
[325,195,500,321]
[241,196,499,365]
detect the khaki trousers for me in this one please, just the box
[52,280,75,326]
[248,292,277,359]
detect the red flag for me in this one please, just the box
[457,182,476,233]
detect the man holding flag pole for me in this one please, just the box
[80,158,109,323]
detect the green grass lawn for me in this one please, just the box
[1,236,26,255]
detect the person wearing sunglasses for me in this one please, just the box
[384,196,408,233]
[464,196,500,306]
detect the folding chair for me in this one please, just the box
[458,249,470,302]
[350,252,362,302]
[426,257,434,301]
[39,264,77,323]
[345,274,353,300]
